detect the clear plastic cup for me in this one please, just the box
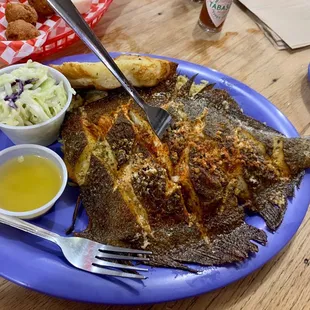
[0,64,73,146]
[0,144,68,219]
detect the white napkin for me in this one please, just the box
[238,0,310,50]
[246,10,288,50]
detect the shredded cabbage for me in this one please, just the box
[0,60,73,126]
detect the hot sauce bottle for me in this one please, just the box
[198,0,233,33]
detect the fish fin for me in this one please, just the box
[250,174,304,230]
[194,83,216,98]
[187,223,266,265]
[152,223,267,267]
[176,74,198,98]
[283,138,310,174]
[146,254,199,273]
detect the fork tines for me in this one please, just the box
[99,244,152,255]
[93,244,152,279]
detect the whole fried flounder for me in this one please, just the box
[61,60,310,271]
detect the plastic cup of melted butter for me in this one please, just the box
[0,144,67,219]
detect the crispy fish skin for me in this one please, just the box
[77,154,145,247]
[173,85,310,231]
[61,110,89,183]
[71,98,266,271]
[51,55,178,90]
[62,65,310,271]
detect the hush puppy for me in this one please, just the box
[6,20,40,41]
[5,3,38,25]
[28,0,54,17]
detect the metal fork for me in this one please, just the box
[0,213,151,279]
[47,0,172,139]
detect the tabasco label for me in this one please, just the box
[206,0,233,27]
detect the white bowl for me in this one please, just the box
[0,63,73,146]
[0,144,68,219]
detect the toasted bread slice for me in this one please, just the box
[50,55,177,90]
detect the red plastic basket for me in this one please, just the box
[31,0,114,60]
[0,0,113,65]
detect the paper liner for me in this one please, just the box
[0,0,113,65]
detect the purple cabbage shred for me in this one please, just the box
[4,78,37,109]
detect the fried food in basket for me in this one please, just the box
[6,20,40,41]
[5,3,38,25]
[28,0,54,17]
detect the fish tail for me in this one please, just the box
[283,137,310,174]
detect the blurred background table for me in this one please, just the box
[1,0,310,309]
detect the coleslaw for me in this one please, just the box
[0,61,72,126]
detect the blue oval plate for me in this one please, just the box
[0,53,309,305]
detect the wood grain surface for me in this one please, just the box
[1,1,310,309]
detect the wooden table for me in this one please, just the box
[1,1,310,309]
